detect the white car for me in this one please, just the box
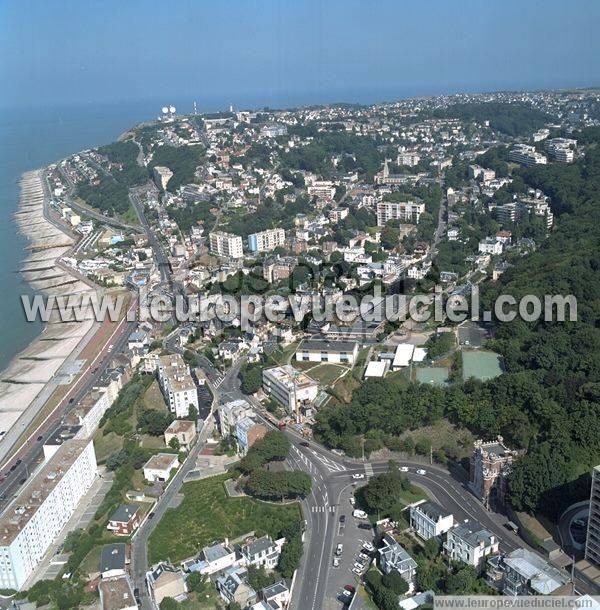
[352,509,368,519]
[416,469,427,475]
[352,566,362,575]
[335,543,343,556]
[362,542,375,552]
[352,473,365,480]
[332,556,340,567]
[349,497,356,506]
[400,466,409,472]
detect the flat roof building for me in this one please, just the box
[262,365,319,417]
[0,439,97,590]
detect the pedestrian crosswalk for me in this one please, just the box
[364,463,374,477]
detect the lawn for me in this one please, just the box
[148,474,302,564]
[180,590,224,610]
[399,482,428,505]
[142,380,168,411]
[93,430,124,464]
[306,363,347,386]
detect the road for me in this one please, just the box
[0,302,137,510]
[131,416,215,610]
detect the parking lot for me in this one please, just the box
[457,321,491,347]
[325,480,376,610]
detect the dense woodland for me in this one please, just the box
[148,144,205,192]
[316,129,600,518]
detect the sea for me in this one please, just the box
[0,101,165,373]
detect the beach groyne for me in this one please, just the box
[0,170,101,453]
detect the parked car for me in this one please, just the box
[339,515,346,523]
[332,556,340,567]
[358,523,372,530]
[344,585,356,593]
[353,509,368,519]
[335,543,343,556]
[362,542,375,552]
[349,497,355,506]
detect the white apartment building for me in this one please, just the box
[410,501,454,540]
[377,200,425,226]
[444,522,499,570]
[329,207,349,222]
[262,365,319,416]
[397,151,421,167]
[0,440,97,590]
[157,354,199,418]
[307,180,336,201]
[218,399,254,437]
[546,138,576,163]
[69,389,111,438]
[209,231,244,259]
[585,465,600,567]
[508,145,547,167]
[247,228,286,253]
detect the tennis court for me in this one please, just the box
[462,349,503,381]
[415,366,450,386]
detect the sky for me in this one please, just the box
[1,0,599,112]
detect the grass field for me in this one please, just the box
[148,474,302,564]
[93,430,124,464]
[142,380,167,411]
[305,363,347,386]
[462,349,503,381]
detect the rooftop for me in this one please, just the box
[299,338,358,353]
[143,453,179,472]
[109,503,140,524]
[0,440,92,545]
[100,543,127,573]
[98,575,136,610]
[413,500,453,521]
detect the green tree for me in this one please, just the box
[240,365,263,395]
[382,569,409,595]
[160,598,179,610]
[277,535,303,578]
[186,572,208,594]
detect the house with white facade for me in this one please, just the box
[410,501,454,540]
[240,536,285,569]
[444,522,499,571]
[142,453,179,483]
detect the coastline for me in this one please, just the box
[0,169,101,461]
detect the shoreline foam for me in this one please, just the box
[0,169,101,461]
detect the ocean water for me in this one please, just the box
[0,102,161,373]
